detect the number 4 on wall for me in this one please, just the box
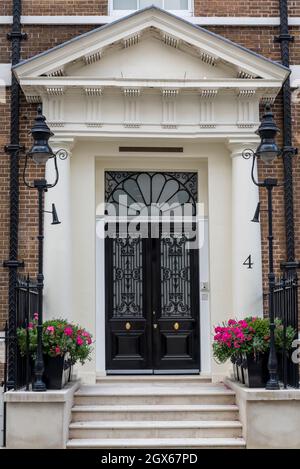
[243,255,254,269]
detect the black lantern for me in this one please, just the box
[23,106,67,392]
[243,103,281,390]
[255,104,281,164]
[27,106,55,165]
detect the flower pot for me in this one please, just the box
[43,354,69,390]
[235,354,245,384]
[242,352,268,388]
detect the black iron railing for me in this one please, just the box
[12,276,38,390]
[274,271,299,388]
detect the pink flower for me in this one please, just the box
[46,326,55,334]
[87,337,92,345]
[233,341,241,349]
[77,337,84,346]
[64,327,73,336]
[34,313,39,321]
[55,346,61,355]
[28,322,34,330]
[238,320,248,329]
[228,319,237,326]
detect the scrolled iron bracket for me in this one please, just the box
[242,148,255,160]
[55,148,69,161]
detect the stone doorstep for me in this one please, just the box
[66,437,246,448]
[225,378,300,400]
[4,380,81,403]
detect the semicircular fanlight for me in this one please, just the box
[105,171,197,215]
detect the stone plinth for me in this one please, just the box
[4,380,80,449]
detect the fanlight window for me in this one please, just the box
[112,1,192,14]
[105,171,197,217]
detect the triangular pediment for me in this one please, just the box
[65,32,237,81]
[14,6,288,86]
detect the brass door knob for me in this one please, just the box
[125,322,131,331]
[173,322,180,331]
[153,324,158,329]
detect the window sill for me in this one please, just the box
[110,10,193,18]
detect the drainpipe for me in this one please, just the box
[276,0,299,271]
[3,0,26,389]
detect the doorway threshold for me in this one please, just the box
[106,369,200,375]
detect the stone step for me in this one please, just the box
[69,420,243,439]
[96,375,212,385]
[74,386,235,406]
[67,437,246,449]
[71,404,240,422]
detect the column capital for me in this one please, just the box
[50,137,75,158]
[227,138,260,159]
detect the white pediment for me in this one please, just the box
[14,6,288,84]
[65,33,237,81]
[12,7,289,140]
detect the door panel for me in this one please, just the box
[153,231,200,371]
[105,232,153,370]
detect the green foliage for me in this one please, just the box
[17,318,93,366]
[212,316,297,365]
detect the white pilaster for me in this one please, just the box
[43,138,74,321]
[228,139,263,318]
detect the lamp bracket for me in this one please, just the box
[242,148,255,160]
[55,148,68,160]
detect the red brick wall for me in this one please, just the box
[22,0,108,16]
[195,1,279,17]
[0,1,108,16]
[0,90,11,330]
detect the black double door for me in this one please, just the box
[105,225,200,373]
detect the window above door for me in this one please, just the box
[110,0,193,17]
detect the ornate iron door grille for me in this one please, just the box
[105,171,200,373]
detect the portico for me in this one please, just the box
[13,6,289,383]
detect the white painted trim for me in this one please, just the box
[3,15,300,26]
[18,77,284,89]
[290,65,300,88]
[96,216,106,374]
[0,63,11,86]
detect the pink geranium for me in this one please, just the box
[34,313,39,321]
[77,336,84,346]
[28,322,34,330]
[55,346,61,355]
[46,326,55,334]
[64,326,73,337]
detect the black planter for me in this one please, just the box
[242,352,268,388]
[236,354,245,384]
[43,354,71,390]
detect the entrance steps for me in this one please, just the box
[67,376,245,449]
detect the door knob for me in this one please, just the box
[153,324,158,329]
[173,322,180,331]
[125,322,131,331]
